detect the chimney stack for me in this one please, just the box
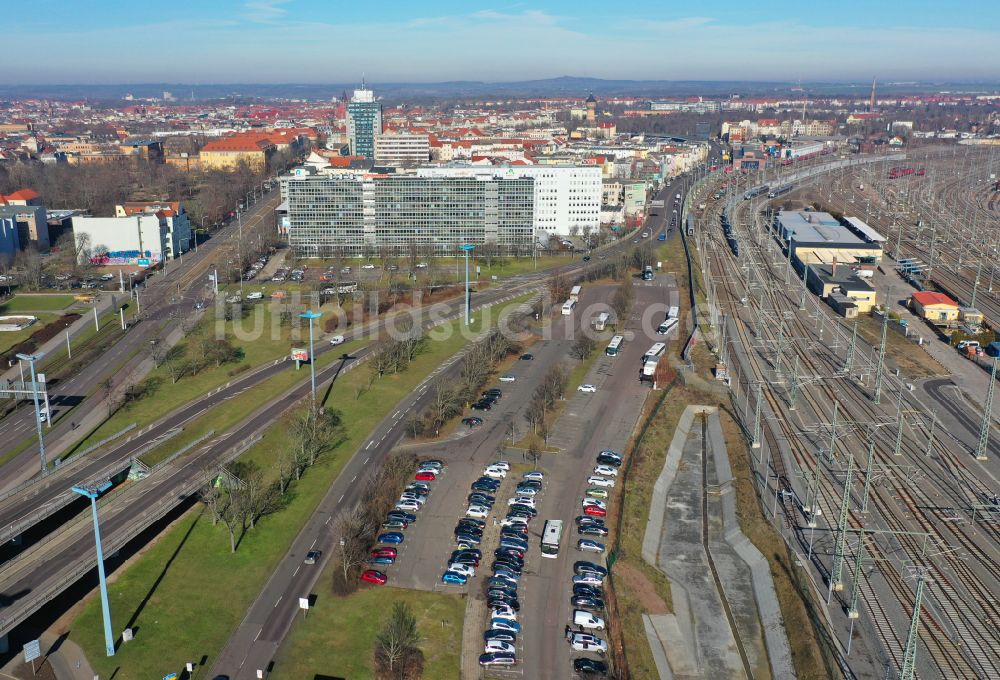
[832,256,838,278]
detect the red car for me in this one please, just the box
[583,505,607,517]
[415,471,437,481]
[360,569,387,585]
[371,547,398,558]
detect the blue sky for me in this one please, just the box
[5,0,998,84]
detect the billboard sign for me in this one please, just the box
[291,348,309,362]
[137,258,151,267]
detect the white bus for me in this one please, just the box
[643,342,666,363]
[541,519,564,558]
[667,306,679,320]
[561,299,577,316]
[641,357,659,380]
[656,318,678,335]
[593,312,610,331]
[569,285,582,302]
[606,335,625,356]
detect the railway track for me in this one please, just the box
[693,159,1000,679]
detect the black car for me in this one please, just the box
[575,561,608,577]
[492,566,521,581]
[471,400,493,411]
[458,517,485,529]
[450,554,479,566]
[484,629,517,643]
[509,504,537,517]
[488,596,520,611]
[462,416,484,427]
[572,595,606,610]
[499,538,529,551]
[500,527,528,539]
[473,477,501,489]
[494,552,524,567]
[576,515,606,527]
[455,532,482,546]
[387,511,417,523]
[574,658,608,675]
[483,388,502,399]
[495,547,525,560]
[456,520,484,533]
[452,548,482,561]
[573,583,604,598]
[583,255,592,261]
[488,576,518,590]
[520,353,534,360]
[468,492,496,505]
[596,455,622,467]
[579,525,609,537]
[492,559,522,574]
[471,481,499,493]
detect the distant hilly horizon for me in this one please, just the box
[1,75,998,102]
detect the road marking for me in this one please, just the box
[293,566,300,577]
[325,515,332,525]
[351,475,357,482]
[254,627,262,642]
[364,457,370,464]
[274,595,282,607]
[310,538,317,549]
[338,494,344,503]
[393,410,401,418]
[365,441,373,450]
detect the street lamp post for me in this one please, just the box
[17,352,46,473]
[459,244,475,325]
[71,481,115,657]
[299,311,322,404]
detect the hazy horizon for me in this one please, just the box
[4,0,999,85]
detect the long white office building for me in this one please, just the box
[417,164,602,238]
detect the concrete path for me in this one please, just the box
[0,630,95,680]
[641,405,795,680]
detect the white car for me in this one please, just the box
[582,498,606,510]
[512,486,537,496]
[483,465,508,479]
[361,263,376,270]
[329,335,345,345]
[466,505,490,519]
[508,496,536,508]
[578,384,597,393]
[415,262,429,269]
[484,640,516,655]
[594,465,619,477]
[569,632,607,654]
[573,573,605,587]
[522,471,544,482]
[399,494,426,505]
[448,563,475,578]
[501,517,529,528]
[499,374,516,383]
[587,476,615,488]
[246,291,263,300]
[491,461,511,471]
[395,500,421,512]
[491,604,517,620]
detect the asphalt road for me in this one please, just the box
[0,190,281,494]
[921,378,1000,459]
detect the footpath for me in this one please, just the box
[641,405,794,680]
[0,630,95,680]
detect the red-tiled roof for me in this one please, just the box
[2,188,40,202]
[912,291,958,307]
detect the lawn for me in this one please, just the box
[70,295,534,679]
[0,294,76,313]
[270,587,465,680]
[73,300,359,453]
[0,312,58,356]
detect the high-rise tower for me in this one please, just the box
[347,78,382,158]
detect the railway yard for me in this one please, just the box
[689,147,1000,680]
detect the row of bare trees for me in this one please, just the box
[523,364,569,445]
[331,451,418,594]
[407,328,520,437]
[199,400,345,553]
[152,336,244,384]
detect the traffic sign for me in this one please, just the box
[23,639,41,663]
[291,348,309,362]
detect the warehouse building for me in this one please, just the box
[804,260,878,316]
[777,210,883,267]
[910,291,960,326]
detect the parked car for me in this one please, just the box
[499,374,516,383]
[360,569,387,585]
[371,547,397,558]
[466,505,490,519]
[568,632,607,654]
[415,471,437,481]
[490,618,521,633]
[462,416,484,427]
[585,487,609,499]
[574,609,606,630]
[587,476,615,488]
[574,658,609,675]
[484,640,516,655]
[572,595,606,610]
[484,629,517,643]
[583,505,607,517]
[577,539,606,553]
[575,561,608,577]
[377,532,404,544]
[593,465,618,477]
[522,471,544,482]
[578,384,597,393]
[479,652,516,667]
[368,555,395,565]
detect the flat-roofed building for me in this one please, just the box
[804,261,877,314]
[910,291,959,325]
[374,133,430,166]
[778,210,883,267]
[283,171,534,257]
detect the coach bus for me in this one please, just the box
[606,335,625,356]
[541,519,564,558]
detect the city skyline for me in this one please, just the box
[5,0,999,84]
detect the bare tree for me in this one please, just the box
[199,469,223,526]
[374,601,421,678]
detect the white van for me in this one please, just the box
[574,610,606,630]
[246,291,263,300]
